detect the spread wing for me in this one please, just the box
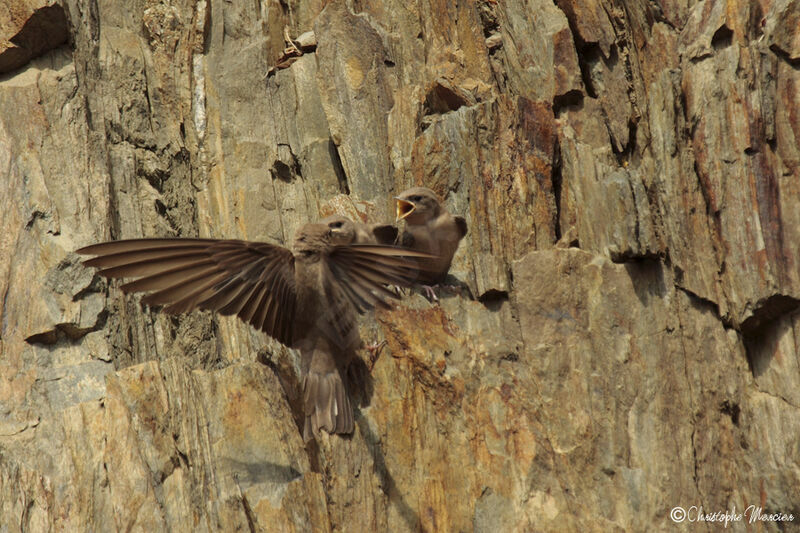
[325,244,434,314]
[77,238,297,346]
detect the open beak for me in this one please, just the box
[395,198,416,221]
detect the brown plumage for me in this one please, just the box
[320,214,398,245]
[77,223,432,441]
[395,187,467,284]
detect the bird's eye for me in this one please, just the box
[411,195,421,202]
[301,250,314,257]
[331,221,343,229]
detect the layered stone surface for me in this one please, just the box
[1,0,799,531]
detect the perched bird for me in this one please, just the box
[395,187,467,299]
[321,214,398,245]
[77,224,431,441]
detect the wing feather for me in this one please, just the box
[325,244,435,315]
[79,238,297,346]
[80,237,435,349]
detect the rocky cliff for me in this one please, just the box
[1,0,799,531]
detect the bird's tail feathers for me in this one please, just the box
[302,369,354,441]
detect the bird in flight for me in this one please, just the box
[77,223,433,441]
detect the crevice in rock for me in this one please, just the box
[174,439,189,468]
[687,50,713,64]
[552,90,583,116]
[627,178,642,256]
[137,158,167,193]
[690,424,701,494]
[328,139,350,194]
[577,43,600,99]
[609,249,661,264]
[691,160,725,268]
[154,198,168,218]
[156,455,179,485]
[741,295,800,377]
[485,33,503,55]
[229,468,260,533]
[623,260,669,306]
[477,0,499,38]
[500,351,519,363]
[711,25,733,51]
[25,210,48,230]
[678,80,691,131]
[142,69,155,135]
[719,400,741,426]
[551,139,563,242]
[24,329,57,345]
[611,119,637,167]
[478,289,509,312]
[200,0,212,55]
[422,81,473,117]
[674,293,704,499]
[271,159,294,182]
[553,0,605,99]
[648,3,677,31]
[271,144,301,183]
[675,285,732,329]
[24,312,108,346]
[741,294,800,336]
[749,2,765,40]
[106,165,122,241]
[768,45,800,69]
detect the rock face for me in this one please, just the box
[1,0,799,531]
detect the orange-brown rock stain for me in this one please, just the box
[222,386,260,444]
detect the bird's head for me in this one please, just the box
[395,187,441,225]
[319,214,356,245]
[293,223,332,261]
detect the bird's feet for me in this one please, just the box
[365,340,388,370]
[421,284,439,302]
[420,283,462,302]
[429,282,466,302]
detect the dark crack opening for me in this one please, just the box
[328,139,350,194]
[271,144,301,183]
[719,400,741,426]
[741,295,800,377]
[478,289,509,312]
[611,119,638,167]
[25,311,109,347]
[423,81,473,117]
[769,45,800,69]
[711,25,733,51]
[552,90,583,116]
[552,139,563,242]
